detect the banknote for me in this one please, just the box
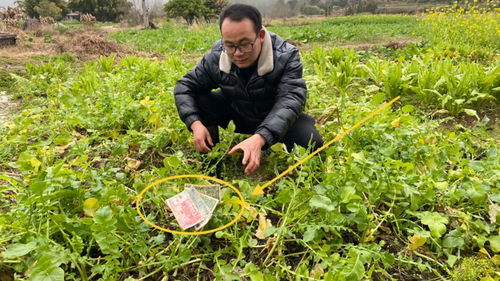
[194,193,220,230]
[184,186,211,215]
[185,184,221,200]
[167,186,220,230]
[166,188,207,229]
[199,193,219,213]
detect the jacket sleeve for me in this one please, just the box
[174,53,218,129]
[255,49,306,146]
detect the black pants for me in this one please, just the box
[196,92,324,151]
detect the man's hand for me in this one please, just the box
[228,134,266,174]
[190,121,213,153]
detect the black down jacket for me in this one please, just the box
[174,31,307,146]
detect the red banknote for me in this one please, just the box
[167,186,220,230]
[166,190,205,229]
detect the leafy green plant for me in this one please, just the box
[1,14,499,281]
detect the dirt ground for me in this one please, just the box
[0,24,160,70]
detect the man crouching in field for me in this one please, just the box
[174,4,323,174]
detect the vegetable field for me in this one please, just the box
[1,5,499,281]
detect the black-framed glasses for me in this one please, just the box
[222,37,258,55]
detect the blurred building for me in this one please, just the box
[64,12,80,21]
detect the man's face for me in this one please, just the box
[221,18,265,69]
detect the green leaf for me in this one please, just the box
[490,193,500,203]
[3,242,37,259]
[263,226,277,238]
[275,189,292,204]
[463,109,479,120]
[93,230,120,256]
[28,255,65,281]
[29,181,48,195]
[468,161,484,172]
[489,236,500,252]
[93,206,115,225]
[345,254,365,280]
[420,212,449,238]
[163,155,181,169]
[303,227,318,242]
[341,185,359,203]
[29,157,42,172]
[351,152,366,162]
[381,252,395,267]
[309,195,335,211]
[443,235,464,248]
[29,266,64,281]
[371,92,385,104]
[70,234,84,255]
[244,262,265,281]
[446,255,458,267]
[402,104,415,113]
[435,181,448,189]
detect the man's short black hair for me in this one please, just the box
[219,4,262,34]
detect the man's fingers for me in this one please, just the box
[193,139,201,152]
[200,141,211,153]
[228,136,264,174]
[206,134,214,147]
[194,138,210,153]
[245,160,255,174]
[192,124,213,152]
[245,159,257,174]
[228,145,240,155]
[244,153,260,174]
[253,155,260,172]
[194,143,203,153]
[241,149,250,165]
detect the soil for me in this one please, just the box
[0,25,161,68]
[435,105,500,141]
[291,38,422,54]
[0,268,14,281]
[340,39,421,51]
[55,31,133,59]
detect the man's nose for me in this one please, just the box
[234,48,244,56]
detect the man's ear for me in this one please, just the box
[258,28,265,40]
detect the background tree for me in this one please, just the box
[142,0,148,28]
[164,0,204,25]
[345,0,378,15]
[203,0,228,22]
[124,0,165,26]
[320,0,337,16]
[17,0,68,19]
[271,0,290,18]
[68,0,132,22]
[301,4,324,15]
[148,0,167,19]
[285,0,299,16]
[332,0,349,7]
[34,0,62,19]
[309,0,322,6]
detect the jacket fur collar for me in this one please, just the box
[219,27,273,76]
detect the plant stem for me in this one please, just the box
[277,263,320,281]
[263,184,297,265]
